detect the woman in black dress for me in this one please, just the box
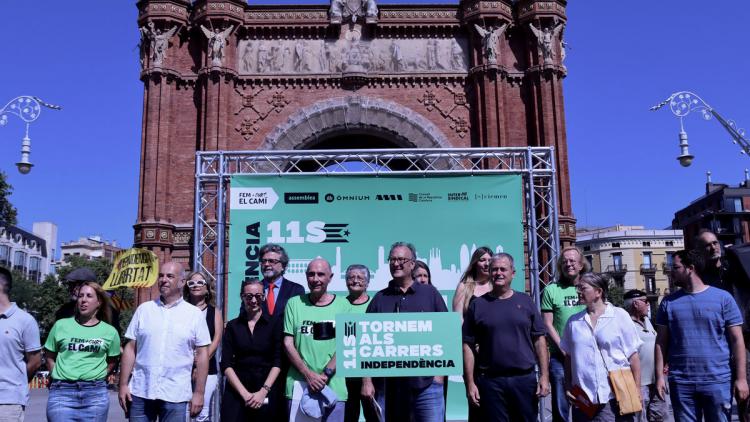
[221,279,283,420]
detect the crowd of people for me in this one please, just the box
[0,229,748,422]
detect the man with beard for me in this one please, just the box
[258,244,305,318]
[696,229,731,292]
[540,246,587,422]
[655,249,748,421]
[258,243,304,422]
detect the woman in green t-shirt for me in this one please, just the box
[44,281,121,422]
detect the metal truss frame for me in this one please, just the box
[193,147,561,309]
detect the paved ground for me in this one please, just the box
[25,388,742,421]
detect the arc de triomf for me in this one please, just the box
[134,0,574,301]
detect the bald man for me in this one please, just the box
[119,261,211,421]
[283,258,353,422]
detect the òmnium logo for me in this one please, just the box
[325,193,370,202]
[447,192,468,201]
[284,192,318,204]
[376,194,403,201]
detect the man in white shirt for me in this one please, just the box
[118,261,211,421]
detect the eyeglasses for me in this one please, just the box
[241,293,264,302]
[187,279,207,288]
[388,257,414,265]
[346,274,367,282]
[260,258,282,265]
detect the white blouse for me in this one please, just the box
[560,303,642,404]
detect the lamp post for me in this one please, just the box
[0,96,61,174]
[651,91,749,167]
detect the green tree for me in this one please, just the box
[10,272,67,340]
[57,255,113,284]
[0,171,18,225]
[608,281,625,307]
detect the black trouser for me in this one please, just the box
[344,377,380,422]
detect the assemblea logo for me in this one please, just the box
[284,192,318,204]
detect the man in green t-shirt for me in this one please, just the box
[540,246,588,422]
[284,258,352,422]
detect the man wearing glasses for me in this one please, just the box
[624,289,667,422]
[258,244,305,319]
[258,243,305,422]
[118,261,211,421]
[362,242,448,422]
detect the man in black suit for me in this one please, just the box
[259,243,305,318]
[258,243,304,422]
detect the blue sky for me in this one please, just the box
[1,1,749,252]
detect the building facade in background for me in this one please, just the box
[60,236,122,263]
[0,221,57,283]
[134,0,575,302]
[673,175,750,250]
[576,225,683,298]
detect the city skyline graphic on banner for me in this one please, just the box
[283,243,505,292]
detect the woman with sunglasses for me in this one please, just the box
[221,279,283,420]
[45,281,121,422]
[184,271,223,422]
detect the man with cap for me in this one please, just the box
[0,266,42,422]
[54,267,121,334]
[624,289,667,422]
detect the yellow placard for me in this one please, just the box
[102,248,159,290]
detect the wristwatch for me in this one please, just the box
[261,384,272,393]
[323,367,335,378]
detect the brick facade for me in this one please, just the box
[134,0,574,301]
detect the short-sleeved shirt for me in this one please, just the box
[284,294,352,401]
[540,282,584,354]
[0,303,41,406]
[44,318,121,381]
[561,304,642,404]
[631,316,657,386]
[367,280,449,390]
[655,286,743,384]
[125,299,211,402]
[463,291,546,373]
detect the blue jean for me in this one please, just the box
[379,379,444,422]
[46,380,109,422]
[550,354,571,422]
[412,380,445,422]
[669,381,732,422]
[476,372,538,422]
[129,395,188,422]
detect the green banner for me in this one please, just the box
[228,174,524,420]
[336,312,463,377]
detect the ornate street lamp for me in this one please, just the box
[0,96,61,174]
[651,91,749,167]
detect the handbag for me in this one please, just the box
[594,337,642,415]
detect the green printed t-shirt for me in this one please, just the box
[44,318,121,381]
[284,294,352,400]
[540,282,584,353]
